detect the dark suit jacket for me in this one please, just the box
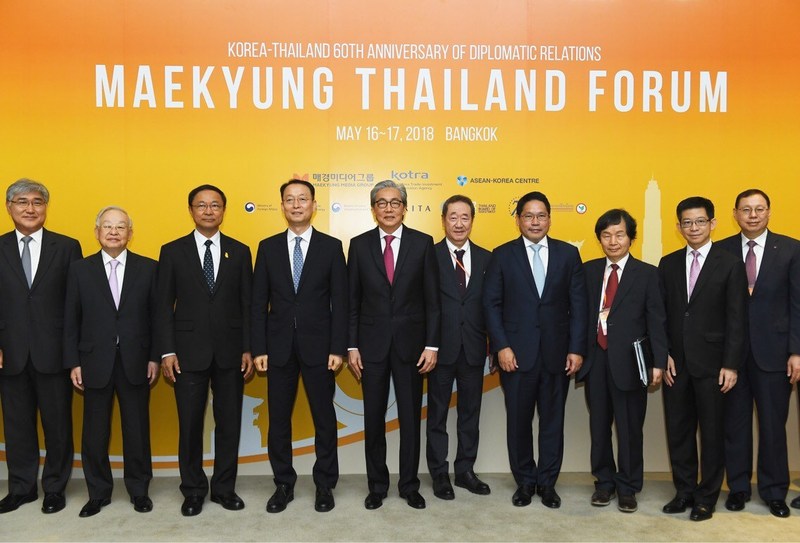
[63,250,159,388]
[0,229,82,375]
[578,255,668,391]
[483,236,588,373]
[251,228,347,366]
[156,232,252,370]
[658,243,748,377]
[717,231,800,372]
[435,239,490,367]
[348,226,440,362]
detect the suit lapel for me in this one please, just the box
[279,231,295,292]
[90,252,118,311]
[296,229,319,294]
[436,241,461,299]
[513,237,539,299]
[181,233,210,294]
[610,257,638,312]
[369,228,391,285]
[754,231,778,293]
[394,229,412,281]
[0,232,28,287]
[215,234,233,295]
[688,246,720,304]
[118,252,141,310]
[587,260,604,315]
[30,229,56,291]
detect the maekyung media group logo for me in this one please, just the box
[456,175,540,186]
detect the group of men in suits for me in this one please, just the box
[1,179,798,522]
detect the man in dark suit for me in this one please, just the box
[426,194,492,500]
[658,196,748,521]
[251,179,347,514]
[719,189,800,518]
[577,209,667,513]
[64,206,158,517]
[0,178,82,515]
[483,191,587,509]
[157,184,254,517]
[348,180,440,510]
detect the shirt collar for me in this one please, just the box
[686,240,712,258]
[606,252,630,272]
[194,229,221,247]
[445,238,470,254]
[740,229,768,247]
[523,235,548,250]
[379,224,404,240]
[101,249,128,266]
[16,228,43,244]
[287,226,313,243]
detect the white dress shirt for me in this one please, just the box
[194,230,221,279]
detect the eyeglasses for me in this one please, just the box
[680,218,710,229]
[375,199,403,210]
[283,196,311,206]
[736,206,769,216]
[519,213,549,223]
[192,202,224,212]
[100,224,129,232]
[9,198,46,209]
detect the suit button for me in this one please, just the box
[684,312,690,317]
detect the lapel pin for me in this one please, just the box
[225,252,229,259]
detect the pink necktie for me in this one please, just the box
[383,234,395,285]
[688,250,700,298]
[109,259,120,308]
[745,240,757,294]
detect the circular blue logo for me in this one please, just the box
[244,202,256,213]
[456,175,468,187]
[331,202,342,213]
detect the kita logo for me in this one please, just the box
[244,202,256,213]
[576,203,587,214]
[456,175,468,186]
[331,202,342,213]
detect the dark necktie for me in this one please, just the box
[745,239,757,294]
[203,239,215,292]
[21,236,33,288]
[455,249,466,295]
[597,263,619,350]
[383,234,395,284]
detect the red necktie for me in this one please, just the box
[383,234,395,284]
[597,263,619,350]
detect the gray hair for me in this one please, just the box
[6,178,50,203]
[369,179,407,206]
[95,206,133,228]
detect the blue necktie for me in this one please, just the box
[203,239,214,292]
[292,236,303,292]
[530,244,545,297]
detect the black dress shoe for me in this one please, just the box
[315,487,335,513]
[791,495,800,509]
[0,493,38,514]
[690,503,714,521]
[618,494,638,513]
[591,489,615,507]
[399,490,426,509]
[724,491,749,511]
[512,484,535,507]
[537,486,561,509]
[181,496,204,517]
[42,493,66,514]
[454,471,491,495]
[432,473,455,500]
[767,500,790,518]
[663,495,694,514]
[266,485,294,513]
[211,492,245,511]
[131,495,153,513]
[79,498,110,518]
[364,492,387,510]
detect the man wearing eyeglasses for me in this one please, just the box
[63,207,158,518]
[718,189,800,518]
[347,179,440,510]
[0,178,82,515]
[156,184,254,517]
[251,179,347,514]
[658,196,747,521]
[483,191,588,509]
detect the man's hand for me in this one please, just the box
[254,355,268,372]
[565,353,583,376]
[162,355,180,382]
[650,367,663,387]
[241,352,254,380]
[417,349,437,374]
[787,354,800,384]
[70,367,84,391]
[719,368,738,393]
[147,362,159,385]
[328,354,344,372]
[488,353,498,375]
[664,355,677,387]
[497,347,517,372]
[348,349,363,380]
